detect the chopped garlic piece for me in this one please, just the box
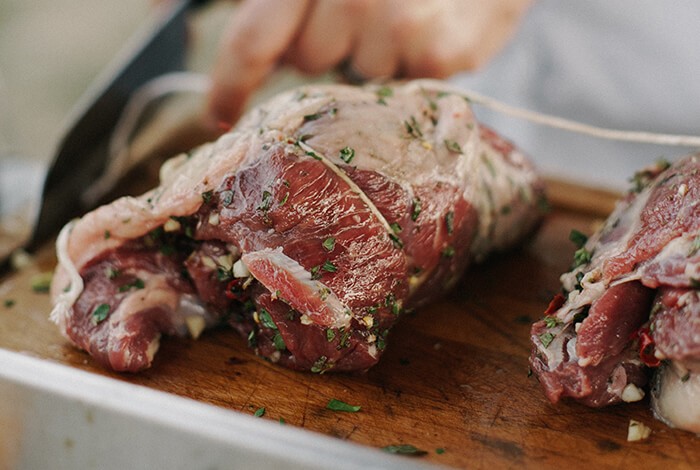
[627,420,652,442]
[208,212,220,226]
[201,256,217,270]
[216,254,234,271]
[163,218,181,232]
[361,315,374,328]
[300,314,313,325]
[233,259,250,278]
[185,316,206,339]
[621,383,645,403]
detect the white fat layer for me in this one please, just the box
[652,362,700,434]
[242,247,352,329]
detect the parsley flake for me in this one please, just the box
[539,332,555,348]
[444,139,463,154]
[339,146,355,164]
[322,237,336,251]
[92,303,110,325]
[382,444,427,456]
[254,407,265,417]
[322,260,337,273]
[30,272,53,293]
[445,211,455,235]
[569,229,588,249]
[118,278,145,292]
[411,198,422,221]
[326,399,361,412]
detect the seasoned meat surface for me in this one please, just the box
[51,80,545,373]
[530,155,700,432]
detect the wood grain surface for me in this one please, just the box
[1,188,698,469]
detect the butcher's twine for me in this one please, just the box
[88,73,700,205]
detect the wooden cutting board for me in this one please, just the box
[0,180,698,469]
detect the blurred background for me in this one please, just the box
[0,0,150,163]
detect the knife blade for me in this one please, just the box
[26,0,206,252]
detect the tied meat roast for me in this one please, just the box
[50,80,545,374]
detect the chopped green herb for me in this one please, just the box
[201,190,214,204]
[322,237,336,252]
[310,265,321,280]
[404,116,423,139]
[279,417,286,425]
[390,222,402,234]
[442,246,455,258]
[106,267,120,279]
[92,303,110,325]
[543,316,560,328]
[339,146,355,164]
[305,150,321,160]
[376,85,393,104]
[381,444,427,456]
[4,299,16,308]
[689,235,700,257]
[30,272,53,293]
[272,332,286,351]
[303,112,322,122]
[118,278,145,292]
[445,211,455,235]
[322,260,337,273]
[258,190,273,211]
[389,233,404,249]
[310,355,329,373]
[104,230,111,240]
[573,247,592,267]
[326,398,361,412]
[278,192,289,206]
[220,190,234,206]
[411,197,422,221]
[258,308,277,330]
[539,332,555,348]
[436,448,446,455]
[444,139,463,154]
[326,328,336,342]
[253,407,265,417]
[247,329,257,348]
[569,229,588,249]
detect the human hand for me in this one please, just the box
[207,0,532,126]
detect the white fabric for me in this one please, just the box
[452,0,700,191]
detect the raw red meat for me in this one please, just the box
[51,80,545,374]
[530,155,700,432]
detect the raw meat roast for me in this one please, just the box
[51,80,545,374]
[530,156,700,433]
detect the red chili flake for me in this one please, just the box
[225,278,245,301]
[633,327,661,367]
[544,293,566,315]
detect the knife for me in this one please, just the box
[26,0,207,252]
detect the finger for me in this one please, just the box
[349,1,399,79]
[285,0,370,75]
[207,0,311,126]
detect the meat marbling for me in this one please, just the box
[50,80,545,374]
[530,156,700,433]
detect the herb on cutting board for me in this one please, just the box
[381,444,428,456]
[30,272,53,293]
[326,399,361,412]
